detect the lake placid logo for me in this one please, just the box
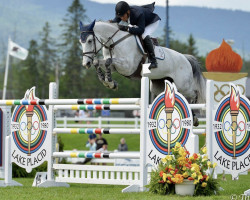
[213,84,250,178]
[11,87,49,172]
[146,81,193,166]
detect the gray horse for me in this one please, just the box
[79,20,206,104]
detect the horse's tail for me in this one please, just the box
[184,54,206,103]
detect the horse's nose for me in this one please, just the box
[86,61,91,69]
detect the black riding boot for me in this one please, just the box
[143,35,157,69]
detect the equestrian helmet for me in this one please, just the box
[116,1,130,17]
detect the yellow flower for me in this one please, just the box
[161,158,167,163]
[207,161,212,168]
[169,165,174,170]
[177,157,187,165]
[201,147,207,154]
[191,172,197,179]
[191,163,200,172]
[172,174,184,184]
[213,163,217,168]
[206,176,209,181]
[175,142,181,148]
[194,179,199,184]
[170,170,175,175]
[179,148,185,155]
[201,182,207,187]
[182,166,187,171]
[167,180,171,184]
[163,173,168,182]
[198,175,203,180]
[166,174,172,178]
[166,155,173,161]
[202,156,208,162]
[183,172,189,178]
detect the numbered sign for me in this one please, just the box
[212,84,250,178]
[11,87,49,173]
[146,80,196,166]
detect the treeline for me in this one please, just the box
[2,0,249,99]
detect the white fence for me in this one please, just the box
[56,116,206,129]
[56,116,140,129]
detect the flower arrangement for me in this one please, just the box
[147,142,219,196]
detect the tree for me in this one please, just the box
[38,22,56,98]
[59,0,88,98]
[187,34,198,56]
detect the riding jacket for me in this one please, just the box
[112,3,161,36]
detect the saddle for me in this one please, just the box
[135,36,165,60]
[127,36,165,79]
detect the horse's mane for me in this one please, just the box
[96,20,119,28]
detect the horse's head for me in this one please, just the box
[79,20,98,69]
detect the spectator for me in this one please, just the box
[82,134,96,164]
[79,110,86,123]
[74,110,79,123]
[118,138,128,151]
[96,133,108,152]
[86,134,97,151]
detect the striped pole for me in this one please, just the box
[193,129,206,135]
[0,98,140,106]
[54,104,140,111]
[53,151,140,159]
[53,128,140,134]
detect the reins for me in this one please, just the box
[81,28,132,60]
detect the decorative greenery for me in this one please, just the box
[147,142,219,196]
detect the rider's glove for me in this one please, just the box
[118,25,129,32]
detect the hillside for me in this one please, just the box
[0,0,249,59]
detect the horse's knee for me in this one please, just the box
[105,58,112,67]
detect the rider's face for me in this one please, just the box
[120,11,130,22]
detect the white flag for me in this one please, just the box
[9,40,28,60]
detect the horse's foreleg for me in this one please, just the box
[94,59,109,88]
[104,58,118,90]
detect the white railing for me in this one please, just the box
[56,116,206,131]
[56,116,140,129]
[54,164,141,185]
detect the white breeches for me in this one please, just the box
[142,20,160,39]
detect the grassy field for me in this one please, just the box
[0,174,249,200]
[59,131,205,151]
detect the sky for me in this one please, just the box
[89,0,250,12]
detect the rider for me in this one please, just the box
[111,1,161,69]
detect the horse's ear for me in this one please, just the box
[88,19,96,31]
[79,21,84,31]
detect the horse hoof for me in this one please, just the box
[102,81,109,88]
[193,117,199,127]
[112,81,118,90]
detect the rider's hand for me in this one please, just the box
[118,25,128,32]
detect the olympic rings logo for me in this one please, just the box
[20,121,40,135]
[214,84,245,102]
[158,118,180,134]
[223,121,245,136]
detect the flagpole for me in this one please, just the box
[2,37,10,100]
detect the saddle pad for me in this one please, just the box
[135,36,165,60]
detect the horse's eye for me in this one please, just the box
[88,39,92,44]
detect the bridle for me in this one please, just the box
[80,29,131,61]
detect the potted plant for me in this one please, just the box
[147,142,219,196]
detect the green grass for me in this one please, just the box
[59,133,140,151]
[59,134,206,151]
[0,174,249,200]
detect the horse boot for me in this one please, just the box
[143,35,158,70]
